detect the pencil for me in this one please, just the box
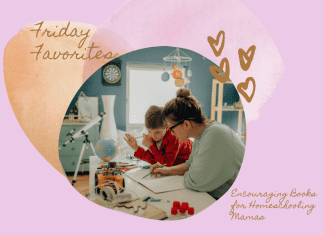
[142,164,166,179]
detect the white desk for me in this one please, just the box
[89,156,216,219]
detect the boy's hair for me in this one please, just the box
[145,105,167,129]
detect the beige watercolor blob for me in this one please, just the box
[82,27,132,82]
[4,21,129,175]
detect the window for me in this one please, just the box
[126,63,186,131]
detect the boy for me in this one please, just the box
[124,106,192,167]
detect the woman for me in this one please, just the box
[151,88,245,200]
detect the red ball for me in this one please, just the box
[188,207,194,215]
[173,201,180,208]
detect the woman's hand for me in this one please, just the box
[152,163,189,177]
[149,162,162,173]
[142,133,154,148]
[124,133,139,151]
[150,163,171,177]
[152,167,170,177]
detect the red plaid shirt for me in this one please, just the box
[134,129,192,167]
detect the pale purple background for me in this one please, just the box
[0,0,323,234]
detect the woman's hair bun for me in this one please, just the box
[176,88,191,98]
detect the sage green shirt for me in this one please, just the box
[184,121,245,199]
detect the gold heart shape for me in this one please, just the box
[207,30,225,57]
[238,45,256,71]
[209,58,230,83]
[237,77,256,103]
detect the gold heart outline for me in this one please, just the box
[237,77,256,103]
[207,30,225,57]
[238,45,256,71]
[209,57,230,83]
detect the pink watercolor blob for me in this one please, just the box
[88,0,285,123]
[83,27,133,83]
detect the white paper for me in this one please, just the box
[125,169,185,193]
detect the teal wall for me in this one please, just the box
[66,46,243,133]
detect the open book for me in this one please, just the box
[125,168,185,193]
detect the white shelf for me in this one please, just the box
[210,79,246,145]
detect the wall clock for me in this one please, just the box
[103,61,122,86]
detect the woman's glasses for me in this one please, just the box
[168,120,185,132]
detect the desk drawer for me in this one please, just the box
[59,142,98,156]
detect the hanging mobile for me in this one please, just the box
[187,60,192,77]
[161,71,170,82]
[163,48,192,86]
[184,77,191,85]
[172,70,182,79]
[175,77,185,87]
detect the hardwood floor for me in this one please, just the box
[67,174,90,198]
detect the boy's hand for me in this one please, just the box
[142,133,154,148]
[124,133,139,151]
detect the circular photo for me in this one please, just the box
[58,46,246,220]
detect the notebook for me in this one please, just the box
[125,168,185,193]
